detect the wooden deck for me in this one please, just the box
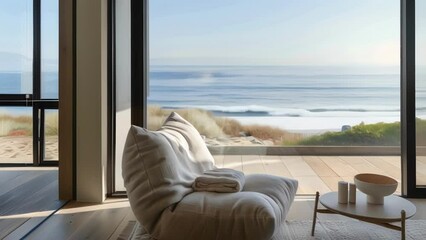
[213,155,426,195]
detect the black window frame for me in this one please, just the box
[108,0,147,196]
[401,0,426,198]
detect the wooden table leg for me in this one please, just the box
[311,191,320,236]
[401,210,406,240]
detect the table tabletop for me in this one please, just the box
[320,191,416,222]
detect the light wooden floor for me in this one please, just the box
[25,197,426,239]
[0,167,65,239]
[4,156,426,239]
[212,155,426,195]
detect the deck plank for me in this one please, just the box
[213,155,225,168]
[296,176,331,194]
[223,155,242,171]
[280,156,330,194]
[415,159,426,185]
[363,156,401,180]
[319,156,358,177]
[320,176,344,192]
[280,156,317,177]
[415,157,426,184]
[260,155,292,178]
[241,155,266,174]
[340,156,386,175]
[379,156,401,168]
[302,156,337,177]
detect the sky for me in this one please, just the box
[0,0,423,69]
[149,0,401,66]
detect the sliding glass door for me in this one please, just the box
[111,0,425,198]
[415,0,426,188]
[113,0,131,192]
[110,0,147,194]
[402,0,426,197]
[412,0,426,195]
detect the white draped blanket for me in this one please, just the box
[192,168,245,193]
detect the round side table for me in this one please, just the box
[311,191,416,240]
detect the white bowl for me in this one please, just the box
[354,173,398,205]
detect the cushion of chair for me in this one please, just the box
[155,191,278,240]
[159,112,216,166]
[122,112,215,233]
[243,174,298,223]
[151,175,298,240]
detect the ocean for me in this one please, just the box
[148,65,424,131]
[1,67,424,132]
[0,72,58,99]
[0,72,58,115]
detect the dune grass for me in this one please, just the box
[214,117,304,144]
[147,105,304,144]
[297,119,426,146]
[2,106,420,147]
[147,105,426,146]
[297,121,400,146]
[0,114,32,136]
[45,112,59,136]
[0,111,58,137]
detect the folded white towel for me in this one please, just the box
[192,168,245,193]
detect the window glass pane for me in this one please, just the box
[41,0,59,99]
[115,0,131,191]
[0,0,33,94]
[148,0,400,148]
[416,0,426,186]
[148,0,400,195]
[0,107,33,163]
[44,109,58,161]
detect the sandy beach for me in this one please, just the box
[0,136,58,163]
[231,116,400,134]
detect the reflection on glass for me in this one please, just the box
[416,0,426,186]
[44,109,58,161]
[41,0,59,99]
[0,0,33,94]
[0,107,33,163]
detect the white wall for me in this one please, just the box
[75,0,108,202]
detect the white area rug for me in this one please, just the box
[284,220,426,240]
[120,220,426,240]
